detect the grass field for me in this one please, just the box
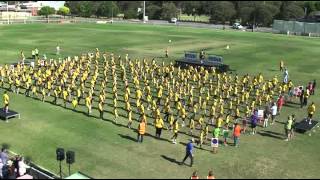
[0,23,319,179]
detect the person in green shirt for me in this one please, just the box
[213,127,221,139]
[222,125,229,146]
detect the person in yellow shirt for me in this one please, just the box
[72,98,78,110]
[85,95,92,115]
[98,101,104,119]
[127,108,133,129]
[216,115,223,128]
[308,102,316,124]
[171,119,179,144]
[62,89,69,108]
[198,130,205,149]
[181,106,186,127]
[3,91,9,113]
[189,119,195,136]
[280,60,284,72]
[154,115,165,138]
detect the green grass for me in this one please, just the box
[0,23,319,179]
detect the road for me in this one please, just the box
[114,19,273,33]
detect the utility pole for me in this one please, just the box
[7,1,9,24]
[111,6,113,23]
[143,1,145,23]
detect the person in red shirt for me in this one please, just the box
[190,170,199,179]
[277,95,285,115]
[233,123,241,147]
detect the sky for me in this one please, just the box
[38,1,65,10]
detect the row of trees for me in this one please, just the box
[50,1,320,27]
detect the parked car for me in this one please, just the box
[232,23,243,29]
[169,18,177,23]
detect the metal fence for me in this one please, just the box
[273,19,320,36]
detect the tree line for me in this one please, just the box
[59,1,320,26]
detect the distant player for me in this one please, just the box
[3,91,9,113]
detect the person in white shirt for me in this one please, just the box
[283,68,289,84]
[18,157,30,176]
[271,103,278,125]
[56,45,60,55]
[0,159,3,179]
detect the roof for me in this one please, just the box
[65,172,92,179]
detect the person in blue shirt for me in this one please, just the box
[180,138,194,167]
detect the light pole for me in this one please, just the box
[7,1,9,24]
[143,1,145,23]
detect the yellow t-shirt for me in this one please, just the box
[3,94,9,105]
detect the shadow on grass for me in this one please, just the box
[260,130,284,136]
[257,132,284,140]
[118,134,137,142]
[160,155,180,165]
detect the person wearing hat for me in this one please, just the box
[180,138,194,167]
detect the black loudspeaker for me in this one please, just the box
[56,148,65,161]
[66,151,75,164]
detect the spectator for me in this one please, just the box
[311,80,316,95]
[283,68,289,84]
[18,157,30,176]
[0,148,8,165]
[271,103,278,125]
[190,170,199,179]
[290,114,296,139]
[180,138,194,167]
[277,95,285,115]
[13,155,20,177]
[222,125,229,146]
[0,159,3,179]
[263,106,270,128]
[300,87,304,108]
[285,116,293,141]
[303,87,310,107]
[233,123,241,147]
[207,170,215,179]
[251,109,258,135]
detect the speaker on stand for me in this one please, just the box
[66,151,75,176]
[56,148,65,179]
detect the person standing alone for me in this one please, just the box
[180,138,194,167]
[137,118,146,143]
[3,91,9,114]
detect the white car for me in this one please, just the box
[170,18,177,23]
[232,23,243,30]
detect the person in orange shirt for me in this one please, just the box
[137,118,146,143]
[207,170,215,179]
[233,123,241,147]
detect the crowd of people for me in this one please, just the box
[0,49,317,174]
[0,148,30,179]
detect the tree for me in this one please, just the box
[57,6,70,18]
[239,2,280,27]
[161,2,178,21]
[209,1,236,27]
[78,1,98,18]
[124,8,138,19]
[281,3,305,20]
[38,6,55,18]
[146,4,162,20]
[304,1,317,16]
[96,1,119,18]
